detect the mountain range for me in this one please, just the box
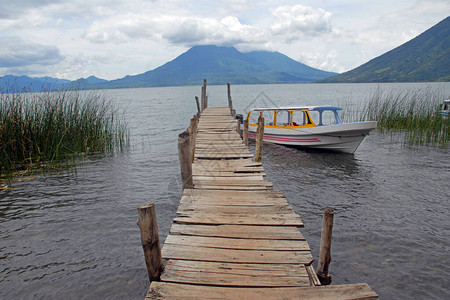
[0,46,336,92]
[320,16,450,83]
[1,16,448,92]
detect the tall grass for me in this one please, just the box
[0,89,129,174]
[359,87,449,147]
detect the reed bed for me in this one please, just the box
[0,89,129,175]
[359,87,449,147]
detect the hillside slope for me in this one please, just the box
[319,16,450,83]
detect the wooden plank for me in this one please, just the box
[177,205,296,216]
[192,172,266,177]
[193,179,273,187]
[192,185,271,191]
[164,235,310,251]
[147,282,379,300]
[164,260,309,276]
[181,189,286,199]
[162,261,311,287]
[162,244,313,264]
[173,212,304,226]
[193,175,264,181]
[169,224,306,240]
[306,264,322,286]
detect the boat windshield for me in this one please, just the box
[246,106,343,127]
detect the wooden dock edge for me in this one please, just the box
[146,282,379,300]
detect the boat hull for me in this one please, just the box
[247,121,377,154]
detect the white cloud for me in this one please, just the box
[0,0,448,79]
[269,5,333,41]
[0,37,64,68]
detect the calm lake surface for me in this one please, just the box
[1,83,449,299]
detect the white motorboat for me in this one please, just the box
[244,106,377,154]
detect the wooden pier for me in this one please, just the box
[142,104,378,299]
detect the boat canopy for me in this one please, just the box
[248,106,343,126]
[250,106,343,112]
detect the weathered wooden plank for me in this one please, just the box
[192,185,271,191]
[169,224,306,240]
[192,172,266,177]
[173,212,304,226]
[162,244,313,264]
[177,205,295,216]
[147,282,379,300]
[162,262,311,287]
[179,199,288,207]
[164,235,310,251]
[181,189,285,199]
[194,179,273,187]
[193,175,264,181]
[164,260,309,276]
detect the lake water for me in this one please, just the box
[1,83,449,299]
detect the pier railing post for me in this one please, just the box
[189,115,199,163]
[178,130,193,190]
[201,79,207,111]
[195,96,201,116]
[317,207,334,285]
[243,119,249,146]
[255,116,264,162]
[137,203,164,282]
[227,82,233,113]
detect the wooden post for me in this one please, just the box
[243,119,249,146]
[189,115,198,162]
[201,87,205,112]
[231,109,236,118]
[227,82,233,113]
[178,130,193,190]
[255,116,264,162]
[205,95,208,109]
[317,207,334,285]
[137,203,164,282]
[236,119,240,134]
[202,79,207,110]
[195,96,201,115]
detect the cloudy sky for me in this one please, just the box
[0,0,448,80]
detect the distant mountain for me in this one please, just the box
[72,76,108,89]
[0,75,71,92]
[1,45,337,92]
[319,16,450,83]
[0,75,107,93]
[247,50,336,81]
[102,45,337,88]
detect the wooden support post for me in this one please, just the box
[189,115,198,163]
[317,207,334,285]
[202,79,207,110]
[243,119,249,146]
[236,119,240,134]
[178,130,193,190]
[231,109,236,118]
[137,203,164,282]
[227,82,233,113]
[195,96,201,115]
[255,116,264,162]
[201,87,205,112]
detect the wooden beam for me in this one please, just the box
[137,203,164,282]
[317,207,334,285]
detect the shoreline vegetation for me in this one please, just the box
[357,87,449,147]
[1,88,129,183]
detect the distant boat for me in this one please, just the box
[243,106,377,154]
[438,99,450,116]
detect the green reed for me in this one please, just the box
[0,89,129,174]
[359,87,449,147]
